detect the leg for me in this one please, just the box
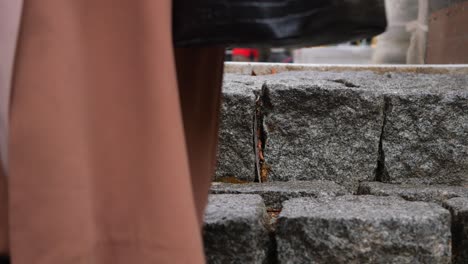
[175,47,225,224]
[9,1,204,263]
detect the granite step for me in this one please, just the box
[277,195,451,264]
[216,65,468,190]
[204,185,467,263]
[358,181,468,263]
[203,194,273,264]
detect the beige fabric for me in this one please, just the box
[0,0,23,173]
[4,0,225,263]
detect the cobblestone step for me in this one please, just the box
[203,185,467,263]
[203,194,273,264]
[216,65,468,190]
[358,181,468,263]
[277,195,451,264]
[443,198,468,264]
[212,64,468,263]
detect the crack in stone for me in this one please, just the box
[254,92,262,183]
[375,96,391,182]
[254,83,273,183]
[253,81,391,185]
[329,79,360,88]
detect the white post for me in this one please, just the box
[372,0,419,64]
[407,0,429,64]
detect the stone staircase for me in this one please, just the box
[204,64,468,264]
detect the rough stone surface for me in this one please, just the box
[277,195,452,264]
[216,75,263,182]
[261,71,385,190]
[203,194,272,264]
[379,73,468,185]
[358,181,468,204]
[216,70,468,187]
[443,197,468,264]
[211,180,348,210]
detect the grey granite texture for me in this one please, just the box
[216,71,468,188]
[276,195,452,264]
[261,71,385,191]
[379,72,468,185]
[443,197,468,264]
[358,181,468,204]
[203,194,273,264]
[211,180,348,210]
[215,75,262,182]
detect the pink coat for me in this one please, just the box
[0,1,224,263]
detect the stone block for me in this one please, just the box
[358,181,468,204]
[277,195,451,264]
[203,194,272,264]
[211,180,348,210]
[443,197,468,264]
[261,71,385,190]
[380,73,468,185]
[216,75,262,182]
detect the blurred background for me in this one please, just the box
[225,0,468,65]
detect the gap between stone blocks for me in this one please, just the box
[254,82,273,183]
[253,80,391,189]
[375,96,392,183]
